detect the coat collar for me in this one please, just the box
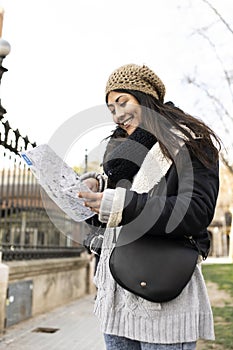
[131,142,172,193]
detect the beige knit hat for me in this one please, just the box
[105,64,166,102]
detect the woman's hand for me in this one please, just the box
[81,178,99,192]
[78,191,103,214]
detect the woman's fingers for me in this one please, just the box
[78,192,103,213]
[81,178,99,192]
[78,191,103,200]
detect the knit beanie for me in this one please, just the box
[105,64,166,102]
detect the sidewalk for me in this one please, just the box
[0,258,231,350]
[0,294,105,350]
[203,256,232,264]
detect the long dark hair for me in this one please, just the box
[106,89,221,167]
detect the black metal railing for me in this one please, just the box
[1,244,84,261]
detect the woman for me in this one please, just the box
[78,64,220,350]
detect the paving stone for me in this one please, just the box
[0,295,105,350]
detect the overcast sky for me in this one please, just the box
[0,0,232,166]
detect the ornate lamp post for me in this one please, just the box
[0,7,11,336]
[0,8,11,123]
[84,148,88,173]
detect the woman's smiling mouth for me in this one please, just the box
[119,115,134,127]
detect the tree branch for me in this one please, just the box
[194,29,233,101]
[202,0,233,35]
[185,76,233,123]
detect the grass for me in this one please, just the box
[202,264,233,298]
[200,264,233,350]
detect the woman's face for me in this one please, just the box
[107,91,142,135]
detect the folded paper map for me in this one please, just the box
[21,144,95,222]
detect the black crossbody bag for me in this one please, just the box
[109,234,201,303]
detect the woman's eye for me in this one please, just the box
[119,101,126,107]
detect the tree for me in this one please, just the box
[182,0,233,259]
[183,0,233,172]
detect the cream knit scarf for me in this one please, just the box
[107,142,173,228]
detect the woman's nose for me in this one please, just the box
[114,105,125,123]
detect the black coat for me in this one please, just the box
[119,143,219,258]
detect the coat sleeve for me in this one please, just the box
[119,148,219,240]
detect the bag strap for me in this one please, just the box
[185,235,209,260]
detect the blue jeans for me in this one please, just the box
[104,334,196,350]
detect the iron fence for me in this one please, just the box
[0,119,85,260]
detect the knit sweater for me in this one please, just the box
[94,142,215,344]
